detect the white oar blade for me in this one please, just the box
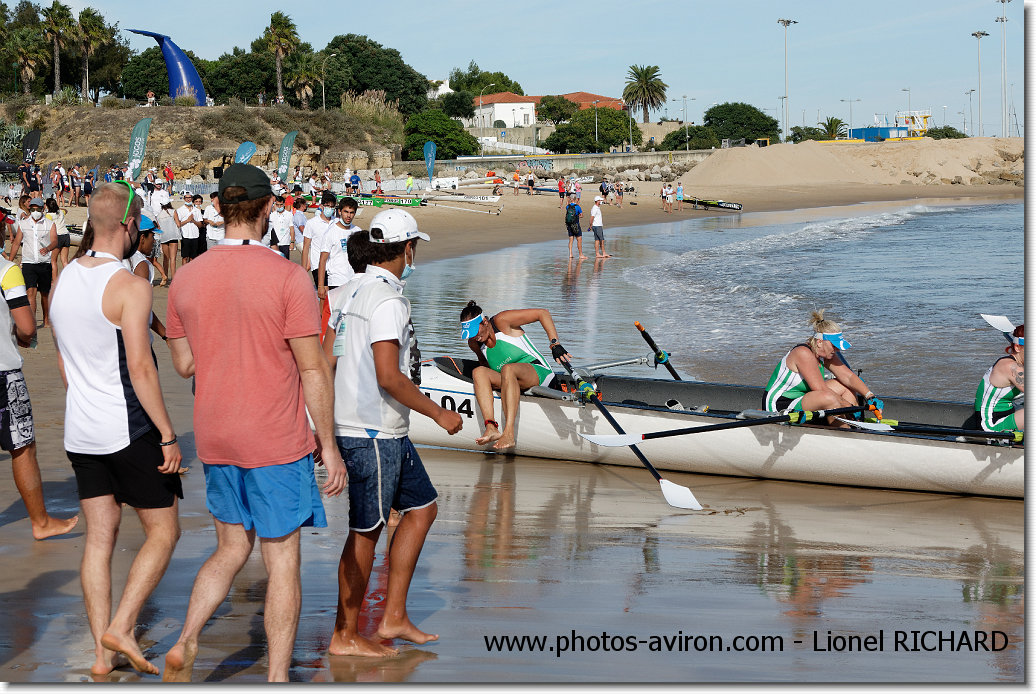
[579,432,643,447]
[837,417,894,432]
[659,479,702,510]
[981,314,1016,333]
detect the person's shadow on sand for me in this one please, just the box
[0,569,80,670]
[0,475,81,535]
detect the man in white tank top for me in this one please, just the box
[50,182,184,677]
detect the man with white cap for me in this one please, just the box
[589,195,610,258]
[323,208,462,657]
[17,197,58,326]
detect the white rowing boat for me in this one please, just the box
[422,194,502,203]
[410,357,1023,499]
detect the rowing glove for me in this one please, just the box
[551,343,570,362]
[865,396,884,412]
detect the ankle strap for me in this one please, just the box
[483,419,499,428]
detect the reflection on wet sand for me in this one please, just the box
[0,448,1022,682]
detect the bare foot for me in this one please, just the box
[90,648,128,676]
[578,255,588,260]
[492,434,516,450]
[602,253,613,258]
[100,632,157,675]
[377,618,438,645]
[329,632,399,657]
[163,640,197,682]
[32,513,79,540]
[475,424,502,446]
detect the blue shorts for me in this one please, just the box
[336,436,437,532]
[203,454,327,538]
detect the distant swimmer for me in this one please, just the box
[763,310,882,425]
[459,301,571,449]
[976,324,1024,432]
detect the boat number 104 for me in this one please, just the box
[424,393,475,418]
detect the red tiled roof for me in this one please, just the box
[471,90,626,110]
[472,91,535,105]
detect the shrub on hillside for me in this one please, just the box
[174,94,198,107]
[101,96,132,109]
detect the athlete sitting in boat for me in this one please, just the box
[975,324,1024,432]
[459,301,572,449]
[763,310,882,425]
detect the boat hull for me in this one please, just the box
[410,358,1023,498]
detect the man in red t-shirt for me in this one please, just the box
[163,163,346,683]
[162,162,174,191]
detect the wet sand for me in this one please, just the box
[0,181,1023,682]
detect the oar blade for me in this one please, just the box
[579,432,643,447]
[981,314,1016,333]
[837,417,894,432]
[659,479,702,510]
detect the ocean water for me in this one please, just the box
[408,200,1023,402]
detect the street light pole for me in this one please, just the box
[972,31,988,136]
[995,0,1011,136]
[965,89,975,136]
[840,98,860,137]
[942,105,947,126]
[593,99,600,147]
[777,18,797,142]
[478,82,495,158]
[321,53,337,111]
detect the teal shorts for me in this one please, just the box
[203,454,327,538]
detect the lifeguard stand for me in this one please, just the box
[895,110,932,137]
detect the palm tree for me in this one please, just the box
[820,116,847,139]
[263,12,299,102]
[41,0,75,97]
[10,27,50,95]
[286,52,320,109]
[622,65,668,124]
[76,7,109,99]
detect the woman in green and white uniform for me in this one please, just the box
[459,300,572,449]
[763,310,881,424]
[975,324,1024,432]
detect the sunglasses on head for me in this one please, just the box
[112,180,137,225]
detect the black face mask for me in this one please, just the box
[124,222,140,260]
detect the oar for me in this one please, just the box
[980,314,1017,334]
[634,322,681,380]
[581,405,874,447]
[427,202,502,215]
[842,418,1024,443]
[562,361,702,510]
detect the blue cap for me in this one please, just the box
[816,331,851,350]
[460,313,484,339]
[139,214,156,232]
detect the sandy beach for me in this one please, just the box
[0,139,1024,682]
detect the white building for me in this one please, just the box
[465,92,537,130]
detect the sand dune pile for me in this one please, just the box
[683,137,1024,187]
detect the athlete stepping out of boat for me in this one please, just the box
[460,301,572,448]
[975,324,1024,432]
[763,310,882,425]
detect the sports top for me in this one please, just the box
[481,319,553,385]
[0,259,29,371]
[764,345,830,411]
[975,356,1022,431]
[50,258,153,454]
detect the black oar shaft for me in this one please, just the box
[564,362,663,482]
[641,405,869,441]
[885,422,1022,442]
[635,322,681,381]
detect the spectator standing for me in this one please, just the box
[146,90,155,107]
[405,173,414,195]
[301,192,337,282]
[349,171,361,195]
[201,193,224,250]
[589,195,610,259]
[291,198,308,252]
[163,162,174,192]
[174,195,202,264]
[162,164,345,682]
[557,177,566,208]
[564,194,586,260]
[17,197,57,326]
[268,195,294,258]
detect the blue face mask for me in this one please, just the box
[322,206,335,218]
[400,245,416,280]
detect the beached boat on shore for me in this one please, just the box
[410,357,1023,499]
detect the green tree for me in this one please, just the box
[820,116,846,139]
[441,90,474,119]
[324,34,427,114]
[447,60,523,96]
[926,125,967,140]
[402,109,478,160]
[264,11,299,102]
[10,26,49,95]
[204,49,275,104]
[74,7,107,99]
[542,107,642,154]
[285,51,320,109]
[659,125,719,151]
[537,95,579,125]
[41,0,73,96]
[703,102,779,144]
[788,125,827,143]
[622,64,667,123]
[89,29,130,102]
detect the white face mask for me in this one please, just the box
[276,206,285,213]
[322,206,334,218]
[184,201,193,208]
[30,210,43,221]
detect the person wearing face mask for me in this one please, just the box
[202,192,224,250]
[316,197,361,302]
[17,198,58,327]
[324,208,461,657]
[763,309,882,426]
[267,195,294,259]
[301,191,337,284]
[174,195,203,264]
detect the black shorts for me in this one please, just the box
[57,233,71,249]
[559,191,566,198]
[0,369,34,452]
[566,223,582,237]
[68,428,183,508]
[312,269,328,286]
[22,262,52,293]
[180,237,200,258]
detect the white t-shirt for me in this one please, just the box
[327,266,412,438]
[292,210,308,245]
[589,204,603,228]
[18,217,53,264]
[320,221,362,287]
[150,188,169,215]
[176,205,201,239]
[202,204,224,241]
[303,213,335,269]
[268,209,294,245]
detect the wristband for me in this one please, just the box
[159,435,178,446]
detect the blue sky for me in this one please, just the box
[69,0,1026,135]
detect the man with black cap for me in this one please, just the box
[300,190,337,283]
[50,181,183,676]
[163,163,346,682]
